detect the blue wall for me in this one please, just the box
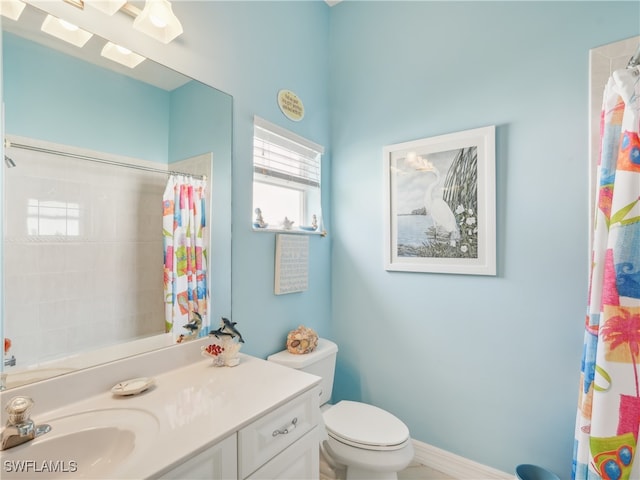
[3,33,171,163]
[328,1,640,477]
[191,1,334,358]
[168,80,231,165]
[4,32,232,164]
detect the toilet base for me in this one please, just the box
[322,437,414,480]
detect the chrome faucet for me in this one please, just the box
[4,355,16,367]
[1,396,51,450]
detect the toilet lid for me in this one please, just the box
[323,401,409,451]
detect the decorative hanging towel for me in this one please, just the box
[163,174,210,342]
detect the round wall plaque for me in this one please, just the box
[277,89,304,121]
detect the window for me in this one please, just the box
[27,199,80,236]
[252,116,324,233]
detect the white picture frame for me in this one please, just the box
[383,126,496,275]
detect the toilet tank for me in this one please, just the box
[267,338,338,406]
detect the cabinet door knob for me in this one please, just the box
[272,417,298,437]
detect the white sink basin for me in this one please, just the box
[0,408,159,479]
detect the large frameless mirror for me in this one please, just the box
[1,2,232,389]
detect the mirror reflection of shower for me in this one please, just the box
[2,135,211,371]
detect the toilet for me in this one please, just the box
[267,338,414,480]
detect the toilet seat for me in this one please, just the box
[323,400,410,451]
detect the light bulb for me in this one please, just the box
[41,14,92,47]
[59,19,79,31]
[149,15,167,28]
[101,41,146,68]
[133,0,183,44]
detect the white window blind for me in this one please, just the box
[253,117,323,188]
[252,117,325,233]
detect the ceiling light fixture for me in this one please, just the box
[84,0,127,16]
[41,14,93,47]
[101,41,146,68]
[132,0,183,44]
[0,0,27,21]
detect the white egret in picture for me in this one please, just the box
[395,147,478,259]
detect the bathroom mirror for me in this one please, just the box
[1,3,232,389]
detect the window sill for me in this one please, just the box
[252,226,327,237]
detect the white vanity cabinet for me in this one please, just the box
[160,386,320,480]
[239,387,319,479]
[159,434,238,480]
[246,427,319,479]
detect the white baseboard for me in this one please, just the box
[412,439,513,479]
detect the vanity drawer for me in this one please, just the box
[246,427,319,480]
[238,387,319,479]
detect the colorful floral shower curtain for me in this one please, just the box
[573,66,640,479]
[163,174,210,342]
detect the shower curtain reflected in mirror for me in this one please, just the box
[163,174,210,342]
[573,65,640,479]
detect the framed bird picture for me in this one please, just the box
[383,126,496,275]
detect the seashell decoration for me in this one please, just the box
[202,336,242,367]
[286,325,318,354]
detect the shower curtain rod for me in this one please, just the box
[5,141,206,180]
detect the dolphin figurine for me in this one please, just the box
[208,317,245,343]
[221,317,244,343]
[209,327,234,339]
[183,311,202,333]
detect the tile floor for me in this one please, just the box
[399,461,455,479]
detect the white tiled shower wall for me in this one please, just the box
[3,137,211,369]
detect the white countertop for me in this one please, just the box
[0,342,321,479]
